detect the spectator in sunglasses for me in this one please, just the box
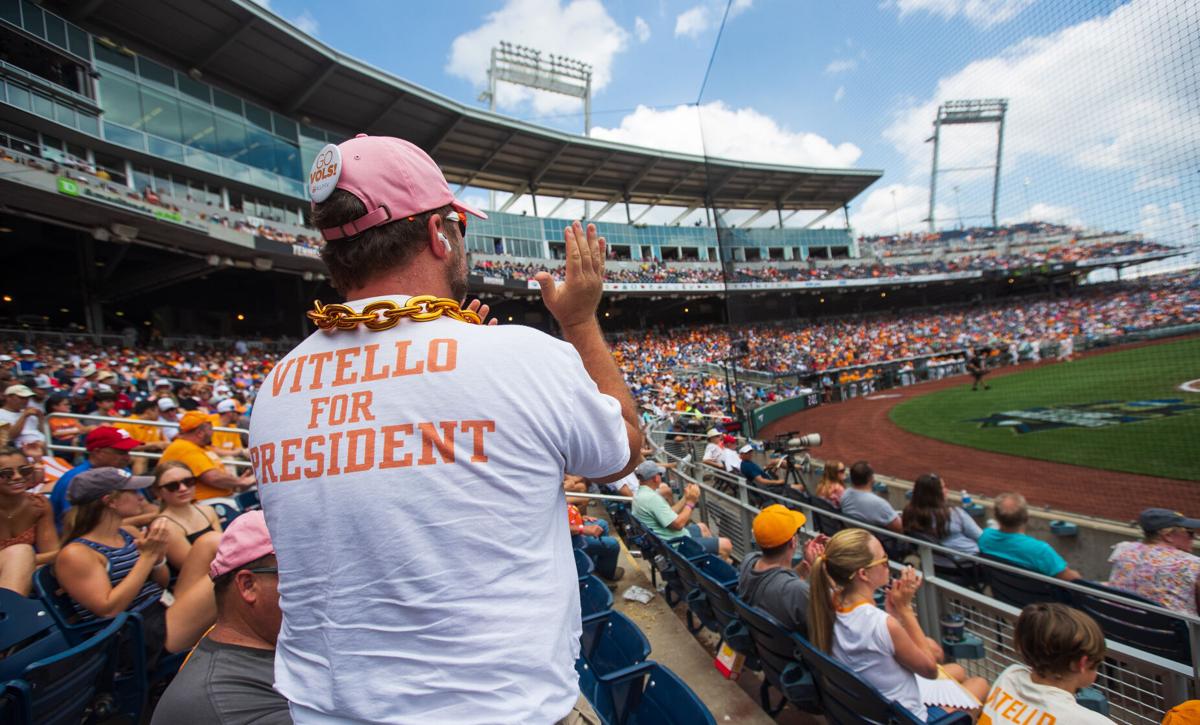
[151,461,223,576]
[0,446,57,594]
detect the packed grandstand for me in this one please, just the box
[1,0,1198,724]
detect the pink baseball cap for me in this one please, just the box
[209,510,275,579]
[309,134,486,242]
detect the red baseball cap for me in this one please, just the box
[309,134,486,242]
[85,426,140,452]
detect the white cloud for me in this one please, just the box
[292,10,319,35]
[674,5,711,38]
[1139,202,1196,246]
[634,16,651,42]
[850,183,949,236]
[884,0,1199,185]
[591,102,862,167]
[447,0,629,113]
[889,0,1037,28]
[675,0,753,38]
[825,58,857,74]
[1002,202,1082,227]
[834,86,846,103]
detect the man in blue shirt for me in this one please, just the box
[738,445,785,488]
[51,425,141,530]
[978,492,1081,580]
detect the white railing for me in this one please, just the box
[43,412,252,470]
[640,422,1199,723]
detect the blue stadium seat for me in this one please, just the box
[588,661,716,725]
[0,590,69,683]
[205,497,242,527]
[579,575,614,621]
[692,566,756,662]
[806,495,845,537]
[729,594,818,714]
[670,553,733,635]
[575,548,596,579]
[979,553,1070,608]
[234,488,261,511]
[1069,580,1192,664]
[577,610,652,707]
[792,634,970,725]
[1,613,130,725]
[33,566,106,645]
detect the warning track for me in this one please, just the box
[762,338,1200,522]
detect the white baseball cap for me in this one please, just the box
[157,397,178,411]
[216,399,238,413]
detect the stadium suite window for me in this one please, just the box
[0,0,18,25]
[180,101,217,153]
[137,56,176,90]
[18,0,42,37]
[93,43,135,74]
[97,75,141,128]
[140,87,182,144]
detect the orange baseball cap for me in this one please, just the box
[752,505,807,548]
[178,410,211,432]
[1163,701,1200,725]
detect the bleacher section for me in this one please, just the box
[624,423,1200,724]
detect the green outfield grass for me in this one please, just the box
[889,336,1200,481]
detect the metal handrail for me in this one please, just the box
[42,412,251,469]
[643,424,1200,694]
[45,411,247,436]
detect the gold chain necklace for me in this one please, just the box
[308,295,481,332]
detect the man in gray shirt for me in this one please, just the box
[152,511,289,725]
[838,460,902,534]
[737,505,825,635]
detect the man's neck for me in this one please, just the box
[345,267,452,302]
[754,552,792,571]
[209,617,274,651]
[1000,526,1024,534]
[851,483,870,491]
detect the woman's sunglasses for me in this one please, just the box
[0,466,34,481]
[155,477,197,493]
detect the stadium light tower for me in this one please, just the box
[479,42,593,135]
[925,99,1008,232]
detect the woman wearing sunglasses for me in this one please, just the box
[0,446,57,595]
[151,461,222,581]
[815,460,847,507]
[808,528,989,721]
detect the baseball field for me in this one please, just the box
[888,336,1200,481]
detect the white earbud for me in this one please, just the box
[438,233,451,253]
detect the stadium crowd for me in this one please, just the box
[615,271,1200,417]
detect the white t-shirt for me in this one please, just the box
[0,406,40,437]
[703,442,739,472]
[248,296,629,724]
[603,471,639,496]
[980,665,1113,724]
[833,602,926,721]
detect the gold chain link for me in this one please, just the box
[307,295,482,331]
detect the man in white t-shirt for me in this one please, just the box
[701,428,739,473]
[248,134,640,725]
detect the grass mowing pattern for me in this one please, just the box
[889,336,1200,481]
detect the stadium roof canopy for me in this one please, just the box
[61,0,882,218]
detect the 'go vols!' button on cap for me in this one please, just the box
[309,143,342,203]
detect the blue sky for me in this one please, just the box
[256,0,1197,245]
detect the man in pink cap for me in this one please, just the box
[248,135,641,724]
[152,511,288,725]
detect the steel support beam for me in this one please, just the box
[630,203,659,225]
[427,115,465,156]
[803,206,842,229]
[285,62,338,113]
[459,131,518,188]
[195,19,257,70]
[737,205,773,228]
[497,185,528,213]
[364,93,409,133]
[590,194,622,221]
[531,143,569,187]
[546,196,573,218]
[670,204,700,226]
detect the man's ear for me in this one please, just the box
[427,214,449,260]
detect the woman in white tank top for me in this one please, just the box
[807,529,990,721]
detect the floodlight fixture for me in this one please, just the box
[481,41,594,136]
[926,98,1008,232]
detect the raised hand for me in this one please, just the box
[138,518,171,561]
[465,298,499,326]
[534,221,606,330]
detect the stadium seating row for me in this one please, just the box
[572,542,717,724]
[616,512,972,724]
